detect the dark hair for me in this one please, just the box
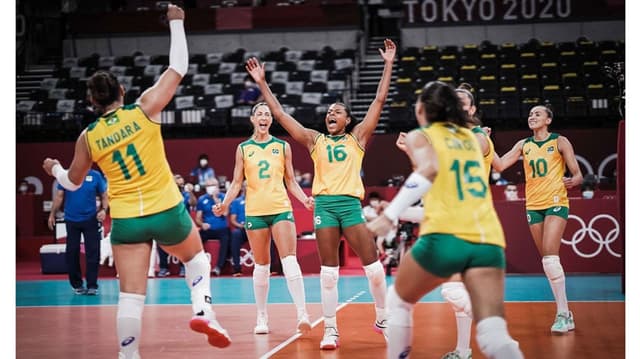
[331,102,358,133]
[541,103,554,118]
[87,70,121,113]
[418,81,468,126]
[368,191,381,200]
[456,82,482,126]
[198,153,208,160]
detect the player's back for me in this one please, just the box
[85,104,182,218]
[419,122,505,247]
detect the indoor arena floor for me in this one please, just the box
[16,274,624,358]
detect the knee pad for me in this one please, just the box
[253,263,270,286]
[542,255,564,281]
[441,281,472,317]
[476,316,522,359]
[320,266,339,290]
[386,285,414,327]
[363,261,385,286]
[117,292,145,319]
[281,255,302,281]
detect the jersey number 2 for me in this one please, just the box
[112,143,147,180]
[258,160,271,179]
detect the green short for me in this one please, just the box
[526,206,569,225]
[411,233,506,278]
[313,195,366,230]
[245,211,294,230]
[110,202,192,246]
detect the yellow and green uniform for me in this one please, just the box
[419,123,505,247]
[411,122,505,277]
[240,136,292,216]
[85,104,189,245]
[310,133,365,199]
[522,133,568,209]
[86,104,182,218]
[471,126,495,179]
[310,133,367,229]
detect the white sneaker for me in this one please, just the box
[296,312,311,334]
[551,311,575,333]
[374,319,388,342]
[320,326,339,350]
[254,312,269,334]
[118,351,141,359]
[189,315,232,348]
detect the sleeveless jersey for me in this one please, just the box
[240,136,292,216]
[310,133,365,199]
[521,133,569,209]
[471,126,495,179]
[85,104,182,218]
[419,123,505,247]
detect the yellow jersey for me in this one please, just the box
[419,123,505,247]
[521,133,569,209]
[85,104,182,218]
[310,133,365,199]
[240,136,292,216]
[471,126,495,179]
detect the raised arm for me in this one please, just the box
[215,146,245,216]
[492,139,525,172]
[245,57,319,151]
[558,136,583,189]
[352,39,396,147]
[283,142,314,210]
[137,4,187,121]
[43,130,93,191]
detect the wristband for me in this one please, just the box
[383,172,432,222]
[52,164,81,191]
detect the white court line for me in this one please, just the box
[258,290,367,359]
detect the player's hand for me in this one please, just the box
[303,196,315,211]
[42,158,60,177]
[395,132,408,153]
[246,57,266,84]
[379,38,396,64]
[562,176,582,189]
[367,215,394,237]
[201,223,211,230]
[167,4,185,21]
[47,214,56,231]
[96,209,107,222]
[100,235,114,267]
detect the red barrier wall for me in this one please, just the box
[16,129,617,194]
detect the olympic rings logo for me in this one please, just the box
[561,214,621,258]
[226,248,255,267]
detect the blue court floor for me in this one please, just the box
[17,274,624,307]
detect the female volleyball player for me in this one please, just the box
[42,5,231,358]
[245,38,396,350]
[214,102,314,335]
[493,104,583,333]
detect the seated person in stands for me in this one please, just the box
[236,76,264,105]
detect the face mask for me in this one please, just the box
[19,185,28,193]
[206,186,217,195]
[582,190,594,199]
[200,159,208,167]
[245,81,254,88]
[505,190,518,201]
[369,200,380,207]
[491,173,501,181]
